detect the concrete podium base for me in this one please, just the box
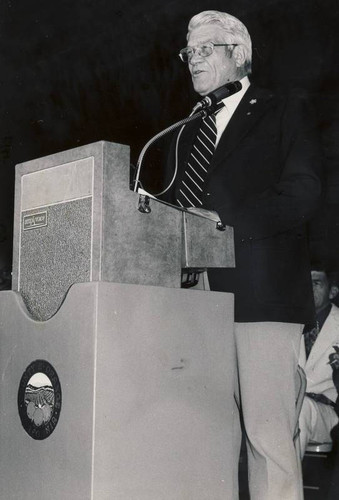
[0,282,235,499]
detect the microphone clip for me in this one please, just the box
[191,96,214,115]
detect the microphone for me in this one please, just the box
[133,81,242,195]
[192,81,242,114]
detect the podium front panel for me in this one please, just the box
[12,142,183,321]
[0,282,235,500]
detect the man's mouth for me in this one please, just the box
[192,68,205,77]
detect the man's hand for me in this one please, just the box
[186,207,221,222]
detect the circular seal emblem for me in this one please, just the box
[18,360,62,440]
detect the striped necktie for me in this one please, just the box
[304,321,320,358]
[176,112,217,208]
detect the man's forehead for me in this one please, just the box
[311,270,327,282]
[187,24,226,45]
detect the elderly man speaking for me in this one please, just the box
[162,10,321,500]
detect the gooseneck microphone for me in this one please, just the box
[133,81,242,194]
[191,80,242,114]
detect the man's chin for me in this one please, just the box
[192,83,210,96]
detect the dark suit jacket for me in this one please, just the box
[162,85,321,323]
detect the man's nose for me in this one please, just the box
[189,48,203,63]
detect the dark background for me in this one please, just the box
[0,0,338,273]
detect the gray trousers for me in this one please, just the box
[233,322,303,500]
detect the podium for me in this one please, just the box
[0,142,236,499]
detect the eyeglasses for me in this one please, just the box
[178,42,238,63]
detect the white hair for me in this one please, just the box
[187,10,252,74]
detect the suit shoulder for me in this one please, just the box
[244,86,307,116]
[250,85,314,107]
[330,303,339,318]
[244,84,275,101]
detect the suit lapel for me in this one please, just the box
[176,85,276,186]
[209,85,276,173]
[306,305,339,368]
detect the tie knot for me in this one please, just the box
[203,102,224,125]
[214,101,225,114]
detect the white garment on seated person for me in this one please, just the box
[299,395,339,457]
[298,304,339,456]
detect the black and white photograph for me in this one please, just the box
[0,1,338,499]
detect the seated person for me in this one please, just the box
[298,267,339,457]
[329,345,339,411]
[322,345,339,499]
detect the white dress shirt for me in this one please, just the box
[215,76,251,147]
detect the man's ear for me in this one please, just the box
[233,45,246,68]
[329,285,339,300]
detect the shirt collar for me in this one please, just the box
[316,302,333,331]
[221,76,251,114]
